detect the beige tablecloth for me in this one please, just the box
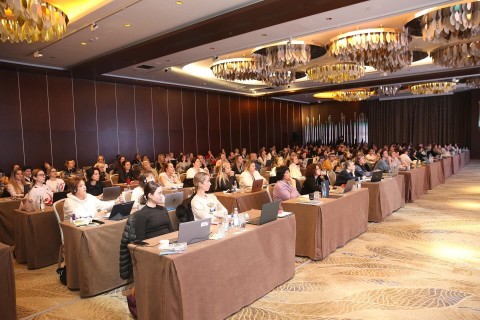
[214,189,270,213]
[465,151,470,165]
[398,167,428,203]
[425,161,445,190]
[460,152,466,168]
[0,198,21,245]
[0,242,16,320]
[129,215,296,320]
[14,207,61,269]
[282,188,369,260]
[442,157,453,179]
[61,219,128,297]
[361,175,405,222]
[452,154,460,174]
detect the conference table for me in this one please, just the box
[361,175,405,222]
[452,154,461,174]
[424,160,445,190]
[398,167,428,203]
[163,187,194,200]
[442,157,453,179]
[214,189,271,213]
[14,207,62,269]
[0,242,16,320]
[281,188,369,260]
[129,213,296,320]
[0,198,22,245]
[61,219,128,297]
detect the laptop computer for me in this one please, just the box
[251,179,264,193]
[177,218,211,244]
[53,191,68,203]
[265,159,272,167]
[164,191,183,211]
[102,186,121,201]
[247,201,280,225]
[329,179,356,197]
[108,201,135,220]
[370,170,383,182]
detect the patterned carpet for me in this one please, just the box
[15,161,480,319]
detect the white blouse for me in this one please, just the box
[191,193,227,222]
[239,170,266,189]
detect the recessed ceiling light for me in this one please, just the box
[81,42,87,46]
[124,23,131,27]
[176,1,183,4]
[33,51,43,58]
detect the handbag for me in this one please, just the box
[56,266,67,286]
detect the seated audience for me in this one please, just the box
[232,155,244,175]
[215,162,238,192]
[239,160,267,189]
[322,153,338,172]
[191,172,227,222]
[131,172,156,210]
[96,155,106,165]
[400,149,413,168]
[23,166,33,184]
[159,162,181,188]
[119,160,137,183]
[354,155,372,178]
[155,153,166,173]
[373,150,392,173]
[249,152,262,171]
[300,164,324,195]
[113,155,126,174]
[86,168,103,197]
[186,158,208,179]
[63,160,77,178]
[176,154,190,174]
[64,178,123,220]
[141,160,158,180]
[27,169,53,205]
[131,153,142,165]
[273,166,300,204]
[335,160,357,186]
[46,168,65,192]
[6,167,26,197]
[288,153,304,179]
[95,162,111,182]
[0,169,8,197]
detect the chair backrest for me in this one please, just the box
[183,178,194,188]
[53,199,66,243]
[176,193,196,223]
[82,166,92,172]
[267,183,275,203]
[124,190,133,202]
[327,171,336,186]
[102,180,113,188]
[179,173,186,182]
[111,174,119,185]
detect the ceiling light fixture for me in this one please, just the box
[329,28,412,73]
[377,85,400,96]
[0,0,68,43]
[210,58,261,82]
[33,50,42,58]
[466,77,480,88]
[410,81,457,95]
[306,62,365,83]
[430,40,479,68]
[252,40,311,69]
[332,89,374,102]
[418,2,479,42]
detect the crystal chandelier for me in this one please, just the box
[377,85,400,96]
[252,41,311,69]
[410,82,457,95]
[329,28,412,73]
[0,0,68,43]
[259,70,295,87]
[466,77,480,88]
[306,62,365,83]
[210,58,262,82]
[431,40,480,68]
[332,89,374,102]
[419,2,479,42]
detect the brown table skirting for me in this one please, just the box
[398,167,428,203]
[14,207,61,269]
[425,161,445,190]
[452,154,461,174]
[362,175,405,222]
[215,189,270,213]
[282,188,369,260]
[0,242,16,320]
[0,199,21,245]
[442,157,453,179]
[129,215,296,320]
[61,219,128,297]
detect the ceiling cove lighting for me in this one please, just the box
[210,58,261,82]
[410,81,457,95]
[0,0,68,43]
[329,28,412,73]
[306,62,365,83]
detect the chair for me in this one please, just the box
[180,173,186,182]
[111,174,119,185]
[267,183,275,203]
[102,180,113,188]
[82,166,92,172]
[327,171,336,186]
[53,199,66,267]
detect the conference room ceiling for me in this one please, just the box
[0,0,478,104]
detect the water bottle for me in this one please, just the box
[223,212,229,232]
[232,207,239,228]
[232,180,237,192]
[321,186,327,198]
[357,180,361,189]
[39,195,45,211]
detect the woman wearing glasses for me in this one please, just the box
[27,169,53,205]
[46,168,65,192]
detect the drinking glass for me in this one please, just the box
[238,214,246,229]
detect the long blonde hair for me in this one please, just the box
[215,162,230,190]
[193,172,209,193]
[8,168,25,195]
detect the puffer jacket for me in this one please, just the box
[119,213,137,280]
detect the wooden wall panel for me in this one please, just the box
[20,73,51,167]
[195,92,209,154]
[281,100,289,147]
[48,75,76,169]
[152,87,169,160]
[257,99,267,152]
[239,98,250,152]
[168,89,183,154]
[95,81,118,163]
[73,78,97,166]
[182,90,197,154]
[116,83,136,158]
[0,70,23,172]
[274,100,282,148]
[265,99,275,149]
[218,95,231,152]
[250,98,259,152]
[231,96,241,150]
[134,85,154,159]
[208,93,220,153]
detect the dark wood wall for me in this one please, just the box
[0,69,302,171]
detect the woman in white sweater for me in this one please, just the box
[27,169,53,205]
[46,168,65,192]
[239,161,267,189]
[63,178,123,220]
[191,172,227,222]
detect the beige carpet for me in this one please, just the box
[15,161,480,319]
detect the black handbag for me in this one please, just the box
[56,266,67,286]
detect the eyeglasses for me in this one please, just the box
[37,174,45,177]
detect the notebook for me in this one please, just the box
[177,218,211,244]
[102,186,121,201]
[370,170,383,182]
[164,191,183,211]
[247,201,280,225]
[108,201,134,220]
[251,179,264,193]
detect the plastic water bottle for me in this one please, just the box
[223,212,229,232]
[232,180,237,192]
[39,195,45,211]
[233,207,239,228]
